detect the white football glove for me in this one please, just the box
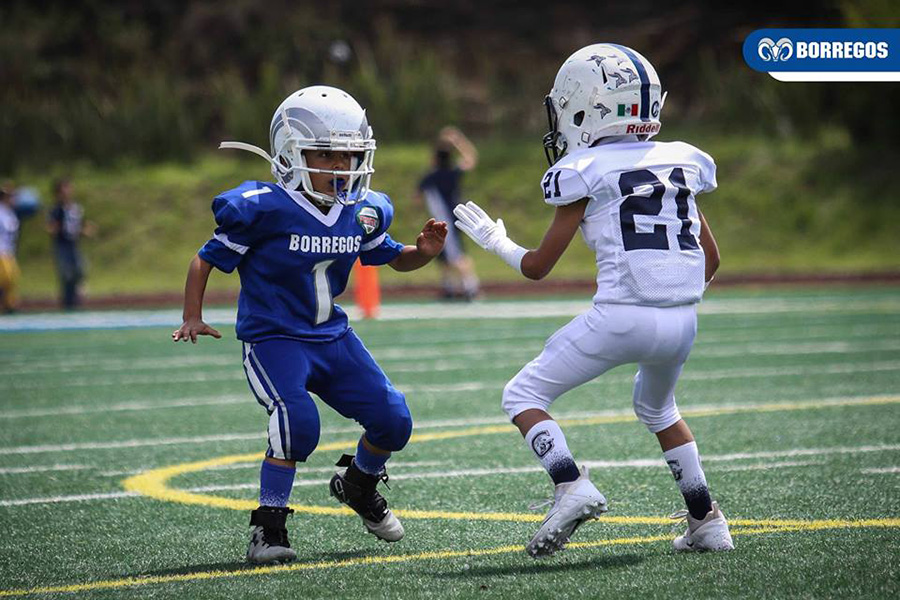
[453,201,527,274]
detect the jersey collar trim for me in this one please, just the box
[281,186,343,227]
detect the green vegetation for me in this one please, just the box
[12,128,900,301]
[1,289,899,598]
[5,2,900,172]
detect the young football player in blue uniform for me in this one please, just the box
[173,86,447,564]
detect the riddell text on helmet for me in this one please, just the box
[626,123,661,135]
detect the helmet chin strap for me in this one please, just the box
[220,141,303,192]
[219,141,278,167]
[220,140,367,206]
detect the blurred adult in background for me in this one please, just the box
[47,178,95,310]
[0,184,20,313]
[416,126,481,301]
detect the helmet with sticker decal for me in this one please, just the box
[543,44,665,165]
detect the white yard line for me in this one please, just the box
[0,491,139,507]
[126,447,900,493]
[0,396,248,419]
[1,394,897,456]
[97,460,448,477]
[715,460,822,472]
[861,467,900,474]
[0,464,90,474]
[4,321,897,375]
[2,443,897,507]
[1,296,899,333]
[3,334,900,380]
[0,432,267,455]
[701,444,900,461]
[4,358,900,392]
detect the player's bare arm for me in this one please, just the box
[698,209,720,283]
[172,254,221,343]
[453,198,587,280]
[440,126,478,171]
[520,198,589,280]
[389,218,448,271]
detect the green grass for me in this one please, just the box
[1,286,899,598]
[10,128,900,300]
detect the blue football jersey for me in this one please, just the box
[198,181,405,342]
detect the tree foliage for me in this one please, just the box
[1,0,895,171]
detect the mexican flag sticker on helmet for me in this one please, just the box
[356,206,380,235]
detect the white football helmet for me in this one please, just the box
[220,85,376,205]
[543,44,666,165]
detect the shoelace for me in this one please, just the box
[528,499,554,511]
[668,509,690,532]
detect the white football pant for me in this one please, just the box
[502,303,697,433]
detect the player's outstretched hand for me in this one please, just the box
[173,319,222,344]
[453,201,508,254]
[416,218,448,258]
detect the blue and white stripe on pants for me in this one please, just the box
[242,342,291,460]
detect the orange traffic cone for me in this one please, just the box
[353,260,381,319]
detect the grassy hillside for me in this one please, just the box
[11,127,900,300]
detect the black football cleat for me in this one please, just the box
[246,505,297,564]
[329,454,404,542]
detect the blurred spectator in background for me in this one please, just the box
[0,184,20,313]
[416,126,481,301]
[47,177,95,310]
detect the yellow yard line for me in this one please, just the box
[123,394,900,515]
[3,521,899,598]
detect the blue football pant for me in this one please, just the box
[241,331,412,462]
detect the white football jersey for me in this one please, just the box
[540,141,717,307]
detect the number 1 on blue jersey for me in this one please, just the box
[312,259,336,324]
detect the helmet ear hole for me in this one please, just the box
[573,111,585,127]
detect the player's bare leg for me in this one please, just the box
[450,256,480,300]
[656,420,733,551]
[514,409,607,558]
[329,435,404,542]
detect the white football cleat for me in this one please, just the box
[526,466,608,558]
[672,501,735,552]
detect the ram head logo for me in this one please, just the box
[758,37,793,62]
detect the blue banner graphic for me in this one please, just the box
[743,29,900,81]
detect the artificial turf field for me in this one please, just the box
[1,286,898,599]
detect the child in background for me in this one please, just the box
[0,185,20,314]
[416,126,481,300]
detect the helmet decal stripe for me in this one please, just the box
[610,44,651,122]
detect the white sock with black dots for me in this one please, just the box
[663,441,713,519]
[524,420,581,485]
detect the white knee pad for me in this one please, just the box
[501,370,554,421]
[633,399,682,433]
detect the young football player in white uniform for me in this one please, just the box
[454,43,732,557]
